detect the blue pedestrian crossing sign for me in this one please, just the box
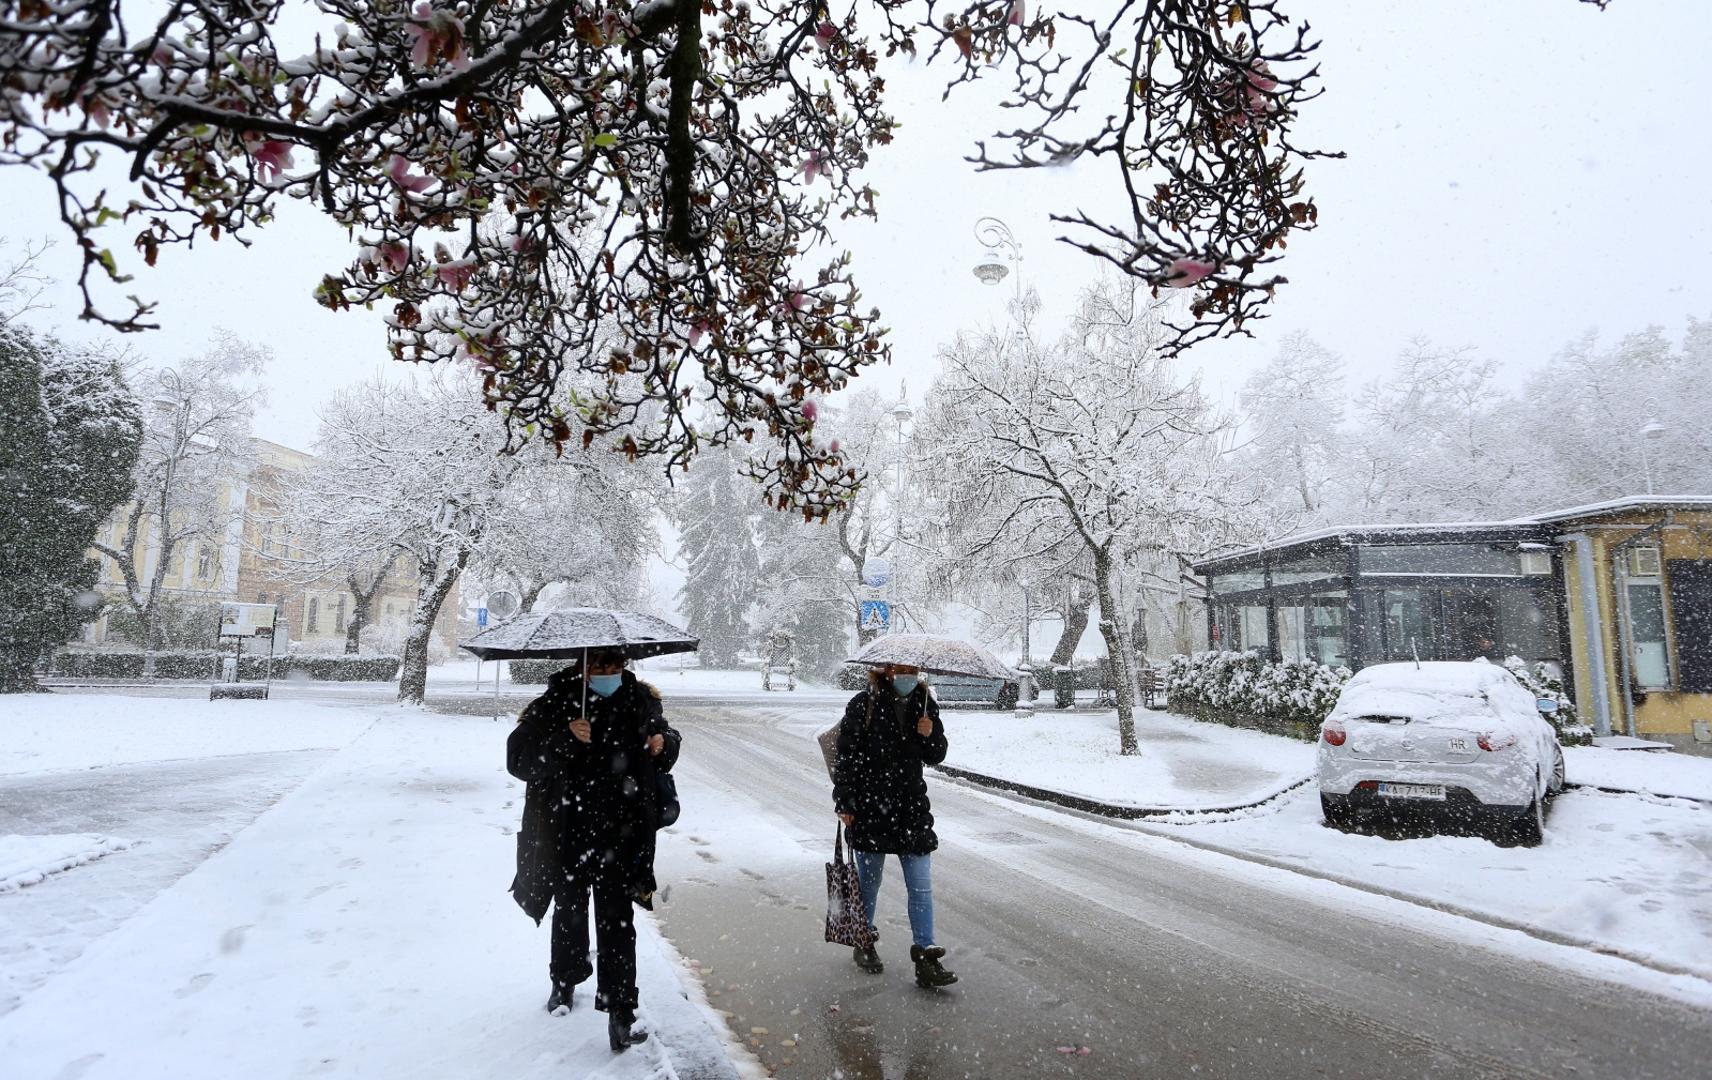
[477,607,489,628]
[859,600,891,633]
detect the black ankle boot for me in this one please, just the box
[911,944,957,989]
[608,1009,648,1052]
[545,983,573,1014]
[853,941,884,974]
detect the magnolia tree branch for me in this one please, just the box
[0,1,1606,506]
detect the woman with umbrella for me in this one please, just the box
[477,610,690,1053]
[833,647,960,989]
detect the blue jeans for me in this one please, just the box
[853,850,935,948]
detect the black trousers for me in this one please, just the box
[550,873,637,1013]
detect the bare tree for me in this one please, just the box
[920,277,1248,754]
[0,237,52,326]
[0,0,1373,508]
[90,334,266,673]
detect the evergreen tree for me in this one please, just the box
[674,452,760,669]
[0,328,142,691]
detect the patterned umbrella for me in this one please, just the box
[460,608,698,661]
[846,634,1018,681]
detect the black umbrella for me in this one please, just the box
[460,608,699,718]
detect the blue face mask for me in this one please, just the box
[891,674,920,697]
[588,673,623,697]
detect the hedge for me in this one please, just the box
[49,651,401,682]
[509,658,576,684]
[1165,649,1593,746]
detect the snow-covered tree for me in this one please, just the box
[1,1,1352,509]
[300,374,522,703]
[1237,331,1345,521]
[478,438,660,614]
[91,334,266,671]
[673,450,760,668]
[921,276,1250,754]
[0,326,142,691]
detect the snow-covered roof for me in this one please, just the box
[1193,496,1712,573]
[1519,496,1712,525]
[1193,520,1542,572]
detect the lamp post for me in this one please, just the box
[973,216,1023,303]
[1640,418,1666,496]
[890,390,914,633]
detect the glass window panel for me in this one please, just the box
[1627,583,1672,688]
[1210,569,1268,594]
[1277,604,1306,662]
[1309,591,1350,668]
[1270,550,1347,586]
[1359,544,1524,577]
[1239,605,1270,652]
[1440,587,1500,660]
[1381,588,1433,661]
[1497,588,1560,663]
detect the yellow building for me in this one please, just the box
[1542,498,1712,751]
[84,437,457,657]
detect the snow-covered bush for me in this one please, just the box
[1166,650,1351,738]
[1501,656,1592,745]
[48,651,400,682]
[510,659,575,685]
[360,618,453,667]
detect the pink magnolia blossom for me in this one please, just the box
[508,232,535,255]
[1163,257,1216,288]
[378,241,411,272]
[435,257,476,292]
[387,154,436,193]
[785,290,811,314]
[250,139,294,181]
[814,21,838,50]
[800,149,830,184]
[405,2,468,70]
[828,439,841,454]
[801,399,819,421]
[688,320,710,347]
[84,98,110,130]
[1007,0,1027,27]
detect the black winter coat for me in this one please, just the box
[832,685,947,855]
[506,669,681,923]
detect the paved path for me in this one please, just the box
[653,704,1712,1080]
[0,751,333,1014]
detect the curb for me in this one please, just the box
[931,767,1712,984]
[930,763,1312,818]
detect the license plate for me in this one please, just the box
[1377,782,1446,800]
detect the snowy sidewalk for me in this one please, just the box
[932,707,1712,982]
[0,698,746,1080]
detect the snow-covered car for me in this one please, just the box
[1316,661,1566,846]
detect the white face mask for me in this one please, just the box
[891,674,920,697]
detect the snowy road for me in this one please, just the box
[654,702,1712,1080]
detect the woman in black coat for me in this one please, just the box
[507,650,680,1051]
[832,664,957,988]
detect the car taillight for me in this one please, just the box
[1477,732,1517,752]
[1322,723,1347,747]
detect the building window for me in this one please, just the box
[1380,588,1433,661]
[334,595,347,634]
[306,597,320,635]
[197,545,213,579]
[1623,552,1672,689]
